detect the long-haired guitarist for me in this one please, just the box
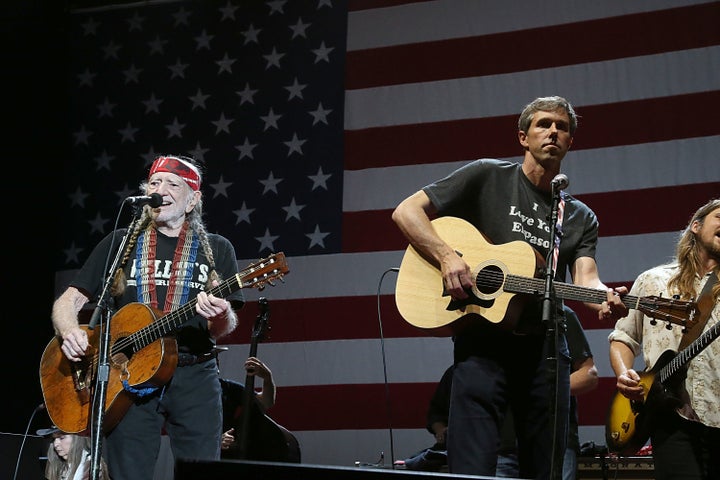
[392,96,628,479]
[608,198,720,479]
[50,155,244,480]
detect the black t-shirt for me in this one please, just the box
[70,227,243,353]
[424,159,599,350]
[423,159,598,283]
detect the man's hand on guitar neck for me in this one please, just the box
[598,287,629,323]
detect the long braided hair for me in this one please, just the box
[109,155,222,298]
[667,198,720,301]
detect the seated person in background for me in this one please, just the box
[37,425,109,480]
[401,364,453,471]
[220,356,276,454]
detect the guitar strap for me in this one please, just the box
[551,191,566,275]
[674,270,717,423]
[678,270,718,351]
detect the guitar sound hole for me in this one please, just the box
[476,265,503,295]
[110,336,133,365]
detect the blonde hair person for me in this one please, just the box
[39,426,109,480]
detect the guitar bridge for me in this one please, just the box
[71,358,94,405]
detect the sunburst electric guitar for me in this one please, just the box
[395,217,698,336]
[39,253,289,434]
[606,321,720,455]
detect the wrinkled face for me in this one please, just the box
[146,172,200,224]
[52,434,73,461]
[518,108,573,165]
[692,207,720,259]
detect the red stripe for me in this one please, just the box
[577,377,617,426]
[579,183,720,237]
[345,3,720,89]
[348,0,431,12]
[266,380,619,431]
[220,295,422,344]
[344,91,720,170]
[341,183,720,253]
[270,382,435,431]
[219,290,634,345]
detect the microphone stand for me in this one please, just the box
[86,208,141,480]
[542,184,565,480]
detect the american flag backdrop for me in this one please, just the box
[53,0,720,468]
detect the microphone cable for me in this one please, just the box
[376,267,400,469]
[12,402,46,480]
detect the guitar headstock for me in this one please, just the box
[639,295,699,331]
[252,297,271,342]
[240,252,289,290]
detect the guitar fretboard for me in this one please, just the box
[658,322,720,384]
[474,268,695,327]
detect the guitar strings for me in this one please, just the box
[83,258,285,385]
[474,269,694,325]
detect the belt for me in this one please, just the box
[177,351,217,367]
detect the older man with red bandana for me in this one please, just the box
[52,155,244,480]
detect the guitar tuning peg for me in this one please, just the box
[650,319,657,326]
[665,322,673,330]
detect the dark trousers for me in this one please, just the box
[652,413,720,480]
[447,329,570,479]
[104,359,222,480]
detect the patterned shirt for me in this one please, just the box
[608,264,720,428]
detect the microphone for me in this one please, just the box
[551,174,569,191]
[124,193,163,207]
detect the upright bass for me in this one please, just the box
[226,297,301,463]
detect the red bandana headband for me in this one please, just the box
[148,156,201,191]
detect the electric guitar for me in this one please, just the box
[39,253,288,434]
[395,217,699,336]
[605,321,720,455]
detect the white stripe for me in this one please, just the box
[586,329,647,379]
[347,0,708,51]
[596,232,680,283]
[345,47,719,129]
[343,137,720,211]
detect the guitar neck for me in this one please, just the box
[129,273,243,351]
[505,274,641,308]
[658,322,720,384]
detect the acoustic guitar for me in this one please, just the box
[39,253,288,434]
[606,321,720,455]
[395,217,699,336]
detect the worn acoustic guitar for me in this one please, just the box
[39,253,288,434]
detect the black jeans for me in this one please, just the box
[652,412,720,480]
